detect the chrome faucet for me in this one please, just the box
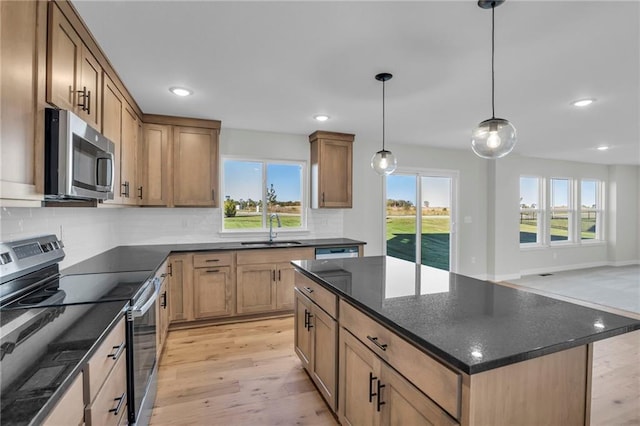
[269,213,281,242]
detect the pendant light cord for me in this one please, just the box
[382,79,386,151]
[491,2,496,119]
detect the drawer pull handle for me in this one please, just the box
[304,287,314,294]
[109,392,126,415]
[206,259,220,262]
[367,335,388,351]
[376,380,386,412]
[107,342,125,361]
[368,372,377,403]
[206,269,220,273]
[161,291,167,308]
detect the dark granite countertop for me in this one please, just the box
[0,301,127,426]
[292,256,640,374]
[62,238,365,275]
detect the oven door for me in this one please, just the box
[127,277,160,425]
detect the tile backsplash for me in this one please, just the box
[0,207,344,269]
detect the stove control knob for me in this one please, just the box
[0,252,12,265]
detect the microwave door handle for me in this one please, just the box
[130,279,160,318]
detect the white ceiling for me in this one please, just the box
[72,0,640,166]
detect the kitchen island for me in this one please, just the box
[292,256,640,426]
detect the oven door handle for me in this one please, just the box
[129,278,160,318]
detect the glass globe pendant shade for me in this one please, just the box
[471,118,517,159]
[371,149,397,175]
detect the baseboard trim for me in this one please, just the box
[608,259,640,267]
[520,261,610,277]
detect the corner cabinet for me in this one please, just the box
[173,126,219,207]
[309,131,354,208]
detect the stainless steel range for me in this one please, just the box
[0,235,161,425]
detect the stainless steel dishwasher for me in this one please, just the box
[315,246,359,259]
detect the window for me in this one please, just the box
[550,178,572,243]
[519,176,542,244]
[580,179,603,241]
[385,171,456,272]
[519,176,605,247]
[222,159,304,231]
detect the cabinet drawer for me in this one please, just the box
[294,271,337,318]
[193,251,232,267]
[43,372,84,426]
[236,247,314,265]
[340,299,461,419]
[85,350,127,426]
[85,317,126,403]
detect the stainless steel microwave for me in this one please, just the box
[45,108,115,200]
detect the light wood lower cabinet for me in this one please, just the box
[339,327,457,426]
[84,317,128,426]
[294,288,338,411]
[236,248,315,315]
[168,254,192,323]
[43,372,84,426]
[194,266,233,319]
[156,265,170,358]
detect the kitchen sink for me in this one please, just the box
[240,240,303,247]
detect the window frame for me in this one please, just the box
[220,156,307,233]
[548,177,575,245]
[519,175,544,247]
[578,179,604,242]
[519,175,606,249]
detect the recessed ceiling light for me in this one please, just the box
[596,145,609,151]
[169,87,193,97]
[571,98,596,107]
[313,114,330,122]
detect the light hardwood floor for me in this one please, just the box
[151,317,337,426]
[152,317,638,426]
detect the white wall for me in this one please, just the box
[607,165,640,265]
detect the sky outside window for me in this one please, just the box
[520,177,539,207]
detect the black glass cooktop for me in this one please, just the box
[2,270,153,310]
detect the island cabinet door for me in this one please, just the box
[294,289,312,370]
[338,328,381,426]
[310,304,337,411]
[378,362,459,426]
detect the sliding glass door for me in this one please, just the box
[386,171,456,271]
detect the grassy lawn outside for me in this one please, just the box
[224,214,301,229]
[386,216,450,271]
[520,217,596,242]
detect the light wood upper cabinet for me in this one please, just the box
[140,124,171,206]
[47,3,101,130]
[47,2,80,112]
[102,74,123,204]
[172,126,219,207]
[120,103,139,205]
[0,0,47,204]
[77,44,101,130]
[309,131,354,209]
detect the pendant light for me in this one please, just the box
[471,0,517,159]
[371,73,397,175]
